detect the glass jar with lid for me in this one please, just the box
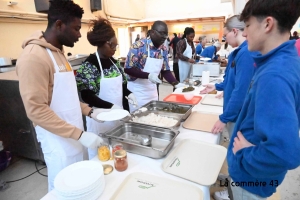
[98,143,111,161]
[114,150,128,172]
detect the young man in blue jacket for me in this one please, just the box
[227,0,300,199]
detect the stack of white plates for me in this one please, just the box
[54,161,105,200]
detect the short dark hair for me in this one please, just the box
[240,0,300,33]
[152,21,167,30]
[47,0,84,27]
[173,33,177,37]
[87,17,115,47]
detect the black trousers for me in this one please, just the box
[173,62,179,82]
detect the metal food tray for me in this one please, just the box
[102,122,179,158]
[138,100,194,121]
[127,110,182,130]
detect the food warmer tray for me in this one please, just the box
[101,122,179,159]
[139,100,194,121]
[126,109,182,130]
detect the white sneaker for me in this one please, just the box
[214,189,230,200]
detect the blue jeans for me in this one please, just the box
[230,179,267,200]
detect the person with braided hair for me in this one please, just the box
[76,17,137,159]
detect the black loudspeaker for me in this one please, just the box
[90,0,102,12]
[34,0,50,13]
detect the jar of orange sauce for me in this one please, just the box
[114,150,128,172]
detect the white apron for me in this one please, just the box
[86,52,123,159]
[35,48,85,191]
[178,38,193,83]
[127,43,163,112]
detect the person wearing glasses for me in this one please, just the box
[75,18,137,159]
[200,15,255,136]
[124,20,183,112]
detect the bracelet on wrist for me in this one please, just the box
[88,108,94,118]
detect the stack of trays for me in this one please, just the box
[54,161,105,200]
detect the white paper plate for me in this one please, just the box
[200,57,211,61]
[96,109,129,121]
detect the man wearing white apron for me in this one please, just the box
[125,21,184,112]
[16,1,106,191]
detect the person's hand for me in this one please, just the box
[111,104,122,110]
[148,73,162,84]
[211,120,226,134]
[78,132,103,149]
[200,84,216,94]
[174,83,186,88]
[233,131,255,155]
[90,108,111,123]
[215,92,223,99]
[220,59,227,64]
[188,59,196,64]
[127,93,138,107]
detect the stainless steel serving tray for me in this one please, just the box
[101,122,179,159]
[127,110,182,130]
[139,100,194,121]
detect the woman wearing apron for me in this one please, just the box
[76,18,137,159]
[124,21,183,112]
[177,27,196,83]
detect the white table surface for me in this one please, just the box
[42,82,225,200]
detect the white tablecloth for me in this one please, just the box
[42,84,225,200]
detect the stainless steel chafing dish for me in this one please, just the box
[139,100,194,121]
[122,101,194,130]
[101,122,179,158]
[127,110,182,130]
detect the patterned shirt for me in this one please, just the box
[76,55,126,95]
[125,37,170,81]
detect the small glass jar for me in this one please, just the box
[114,150,128,172]
[98,143,111,161]
[111,143,123,160]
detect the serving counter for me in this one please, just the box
[41,83,225,200]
